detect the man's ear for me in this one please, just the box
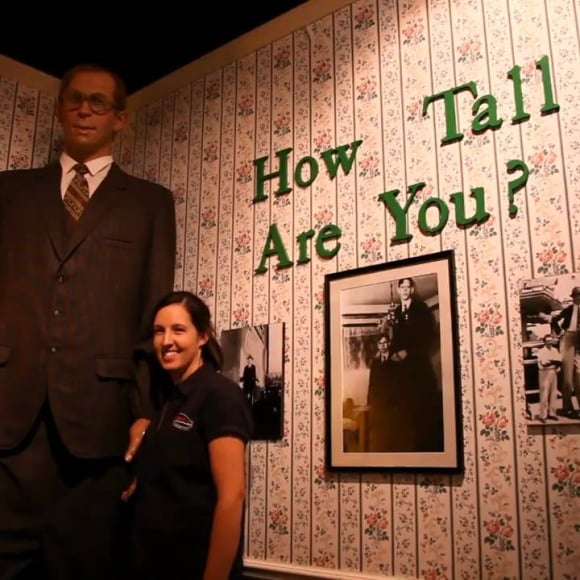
[113,110,128,132]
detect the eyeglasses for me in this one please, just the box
[59,91,117,115]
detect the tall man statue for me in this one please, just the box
[0,64,176,579]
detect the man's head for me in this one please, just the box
[55,64,128,163]
[377,335,389,354]
[397,278,415,302]
[571,286,580,305]
[543,334,553,346]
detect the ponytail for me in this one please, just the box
[202,335,224,371]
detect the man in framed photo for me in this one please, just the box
[535,334,562,422]
[550,286,580,419]
[390,277,443,451]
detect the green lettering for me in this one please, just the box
[450,187,490,227]
[507,65,530,124]
[252,147,293,203]
[296,229,315,264]
[378,182,424,244]
[418,198,449,235]
[315,224,342,259]
[255,224,293,274]
[320,140,363,179]
[472,94,503,134]
[536,55,560,115]
[422,82,478,145]
[294,156,319,187]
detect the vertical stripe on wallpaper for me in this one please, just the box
[183,78,204,293]
[7,82,37,170]
[352,1,394,577]
[132,107,148,180]
[308,12,341,570]
[0,77,17,170]
[426,0,478,578]
[512,1,577,578]
[159,94,175,192]
[452,0,519,576]
[197,69,222,324]
[483,0,541,578]
[118,110,136,175]
[231,53,262,559]
[291,27,313,567]
[267,33,294,564]
[159,92,177,282]
[170,85,192,289]
[33,93,56,168]
[334,3,362,575]
[547,0,580,272]
[144,99,163,186]
[416,0,456,577]
[251,46,271,560]
[215,63,236,342]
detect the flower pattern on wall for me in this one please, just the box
[6,0,578,577]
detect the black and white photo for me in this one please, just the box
[518,273,580,425]
[220,322,285,440]
[324,250,462,471]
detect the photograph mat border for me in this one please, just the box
[326,250,462,470]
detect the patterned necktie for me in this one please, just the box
[63,163,90,222]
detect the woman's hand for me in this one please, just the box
[125,418,151,462]
[121,477,137,502]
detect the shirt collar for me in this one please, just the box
[60,152,114,177]
[174,364,213,397]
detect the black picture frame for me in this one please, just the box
[324,250,463,472]
[220,322,285,441]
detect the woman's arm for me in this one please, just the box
[204,436,247,580]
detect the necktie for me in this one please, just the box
[63,163,90,222]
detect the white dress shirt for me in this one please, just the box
[59,152,113,199]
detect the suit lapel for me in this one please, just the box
[62,163,128,261]
[35,163,67,261]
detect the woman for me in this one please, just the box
[128,291,253,579]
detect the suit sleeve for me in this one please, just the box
[550,307,566,335]
[132,186,177,419]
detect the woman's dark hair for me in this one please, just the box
[152,290,224,371]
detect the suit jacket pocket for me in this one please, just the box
[0,345,12,366]
[98,237,135,249]
[95,357,136,381]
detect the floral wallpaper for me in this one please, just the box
[2,0,578,577]
[0,74,61,171]
[119,0,579,577]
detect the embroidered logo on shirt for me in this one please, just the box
[172,412,194,431]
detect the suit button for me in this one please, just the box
[57,275,64,283]
[50,346,57,353]
[53,309,61,317]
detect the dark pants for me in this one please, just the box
[0,405,132,580]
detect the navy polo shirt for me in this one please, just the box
[133,364,253,578]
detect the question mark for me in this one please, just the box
[506,159,530,218]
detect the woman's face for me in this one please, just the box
[153,303,208,383]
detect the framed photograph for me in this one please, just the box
[518,272,580,426]
[324,250,463,471]
[220,322,285,440]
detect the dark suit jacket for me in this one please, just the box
[390,299,436,360]
[241,364,257,393]
[0,162,176,458]
[551,304,577,334]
